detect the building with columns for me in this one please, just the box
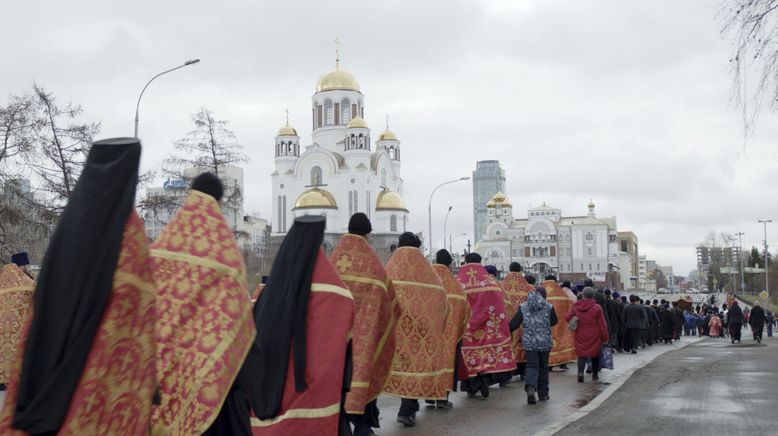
[270,55,409,261]
[476,192,623,287]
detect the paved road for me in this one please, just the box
[557,335,777,435]
[375,338,700,436]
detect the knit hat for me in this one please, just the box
[465,252,482,264]
[11,252,30,266]
[347,213,372,236]
[398,232,421,248]
[191,172,224,201]
[435,249,453,266]
[485,265,498,276]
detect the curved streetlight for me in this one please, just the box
[134,59,200,138]
[443,206,453,250]
[428,177,469,259]
[450,232,467,253]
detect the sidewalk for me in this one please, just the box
[378,336,704,436]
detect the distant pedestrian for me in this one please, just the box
[658,303,674,344]
[728,301,744,344]
[766,311,774,338]
[566,287,608,383]
[509,288,558,404]
[708,312,722,337]
[622,295,645,353]
[749,302,766,344]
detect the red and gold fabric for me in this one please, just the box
[432,264,471,392]
[456,264,515,377]
[251,249,354,435]
[544,280,577,366]
[0,264,34,386]
[330,234,399,415]
[0,211,157,435]
[501,272,534,363]
[150,190,257,435]
[383,247,449,400]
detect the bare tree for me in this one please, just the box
[0,94,35,166]
[165,108,248,178]
[720,0,778,133]
[24,85,100,212]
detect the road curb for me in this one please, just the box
[534,337,704,436]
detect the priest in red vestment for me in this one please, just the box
[543,275,577,367]
[501,262,535,375]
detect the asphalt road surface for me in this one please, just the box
[558,335,777,435]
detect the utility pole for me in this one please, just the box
[758,220,771,300]
[735,231,745,293]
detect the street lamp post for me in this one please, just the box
[443,206,453,251]
[736,231,745,293]
[427,177,469,260]
[134,59,200,138]
[727,235,737,294]
[758,220,772,299]
[450,232,467,253]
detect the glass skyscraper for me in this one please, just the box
[472,160,506,243]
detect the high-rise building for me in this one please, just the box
[472,160,505,242]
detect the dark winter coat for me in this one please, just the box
[606,298,622,334]
[728,304,744,325]
[622,303,646,330]
[646,305,660,327]
[566,298,608,358]
[749,306,766,327]
[658,307,674,338]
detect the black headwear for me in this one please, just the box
[583,278,594,287]
[12,138,140,434]
[398,232,421,248]
[348,213,372,236]
[191,172,224,201]
[545,274,557,281]
[435,249,453,266]
[526,275,536,285]
[11,252,30,266]
[509,262,522,272]
[245,216,325,420]
[464,252,482,264]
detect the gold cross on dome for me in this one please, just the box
[335,255,352,273]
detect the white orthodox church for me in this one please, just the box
[270,55,409,260]
[476,192,621,286]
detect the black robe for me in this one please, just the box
[658,308,674,339]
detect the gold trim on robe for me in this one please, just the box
[0,264,34,386]
[501,272,534,363]
[432,264,471,392]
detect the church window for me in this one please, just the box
[390,215,397,232]
[353,190,359,212]
[334,103,340,125]
[525,247,531,257]
[589,263,592,271]
[351,103,357,120]
[597,263,601,271]
[316,105,323,128]
[550,246,556,256]
[366,191,371,219]
[381,169,387,187]
[311,166,323,186]
[324,100,334,125]
[282,196,287,232]
[580,263,584,270]
[348,191,353,216]
[587,247,592,256]
[586,232,593,241]
[341,99,350,123]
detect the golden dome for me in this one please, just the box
[492,191,506,203]
[316,65,360,93]
[379,129,397,141]
[501,200,513,208]
[347,115,368,129]
[486,199,497,208]
[294,188,338,210]
[588,199,595,208]
[376,189,409,212]
[277,122,297,136]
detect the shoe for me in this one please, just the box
[424,400,435,406]
[397,415,416,427]
[577,373,584,383]
[526,386,537,404]
[559,364,569,370]
[585,366,592,374]
[499,380,510,387]
[538,393,550,401]
[467,391,476,398]
[592,372,599,382]
[479,380,489,398]
[631,350,637,354]
[435,400,453,409]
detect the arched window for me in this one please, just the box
[390,215,397,232]
[341,98,351,124]
[311,166,323,186]
[381,169,387,187]
[586,232,593,241]
[324,99,333,125]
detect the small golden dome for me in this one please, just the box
[316,66,360,93]
[379,129,397,141]
[588,199,595,208]
[492,191,506,203]
[277,122,297,136]
[501,200,513,208]
[376,189,409,212]
[294,188,338,210]
[486,199,497,208]
[347,115,368,129]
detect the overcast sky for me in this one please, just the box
[2,0,777,274]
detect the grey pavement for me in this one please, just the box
[376,336,701,436]
[557,334,777,436]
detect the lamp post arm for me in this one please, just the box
[427,177,468,259]
[134,59,199,138]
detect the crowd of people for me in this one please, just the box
[0,138,773,435]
